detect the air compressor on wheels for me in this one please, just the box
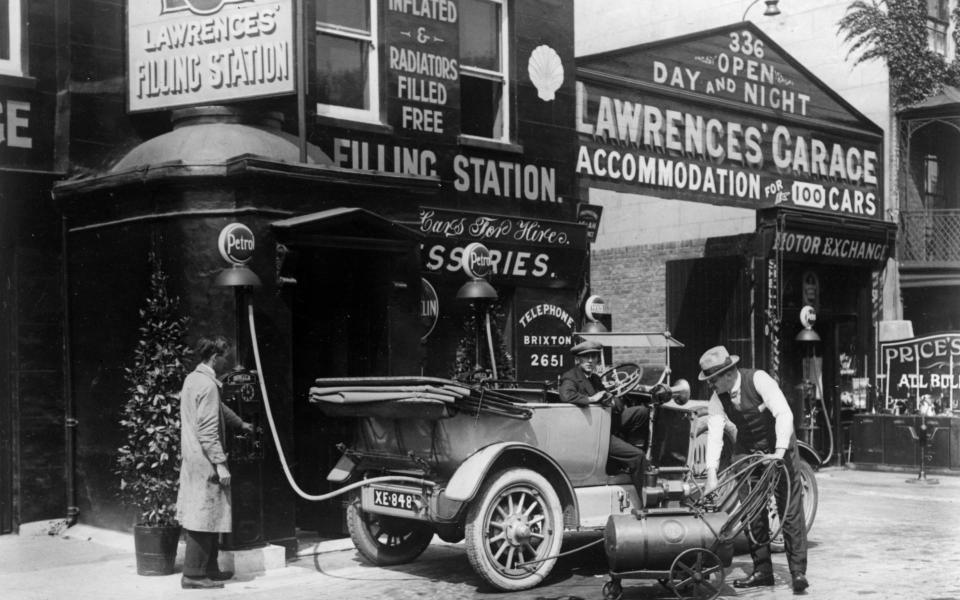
[601,454,791,600]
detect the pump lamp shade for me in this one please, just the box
[214,265,262,288]
[581,320,608,333]
[795,327,821,343]
[456,277,497,300]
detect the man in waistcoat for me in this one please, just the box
[558,340,649,498]
[699,345,809,594]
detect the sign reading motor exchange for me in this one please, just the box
[576,23,884,220]
[128,0,294,112]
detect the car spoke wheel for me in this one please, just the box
[465,468,564,591]
[346,494,434,566]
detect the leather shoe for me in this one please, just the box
[206,570,234,581]
[792,573,809,593]
[181,577,224,590]
[733,572,775,588]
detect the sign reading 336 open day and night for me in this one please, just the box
[576,23,884,220]
[128,0,295,112]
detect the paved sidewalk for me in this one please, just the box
[0,467,958,599]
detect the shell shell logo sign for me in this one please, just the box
[527,45,563,101]
[161,0,253,15]
[218,223,255,265]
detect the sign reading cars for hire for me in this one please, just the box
[418,207,587,288]
[576,23,884,220]
[128,0,294,112]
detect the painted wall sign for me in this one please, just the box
[0,88,54,171]
[880,332,960,412]
[418,208,587,288]
[385,0,459,134]
[515,289,577,382]
[576,203,603,243]
[576,23,883,220]
[218,223,255,264]
[127,0,294,112]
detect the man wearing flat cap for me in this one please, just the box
[699,345,808,594]
[558,340,649,498]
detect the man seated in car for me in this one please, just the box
[558,340,649,494]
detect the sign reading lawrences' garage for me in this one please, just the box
[576,23,884,220]
[127,0,295,112]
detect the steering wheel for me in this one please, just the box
[599,363,644,397]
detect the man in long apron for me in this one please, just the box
[176,336,252,590]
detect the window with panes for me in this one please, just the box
[315,0,379,122]
[926,0,949,56]
[459,0,509,142]
[0,0,22,75]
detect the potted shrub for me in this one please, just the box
[115,252,193,575]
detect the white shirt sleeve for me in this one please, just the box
[704,393,727,471]
[753,370,794,450]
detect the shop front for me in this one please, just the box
[575,22,895,469]
[52,0,583,549]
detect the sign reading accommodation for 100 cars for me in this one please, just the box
[128,0,295,112]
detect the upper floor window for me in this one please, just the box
[459,0,509,142]
[923,154,945,208]
[926,0,949,56]
[315,0,379,123]
[0,0,23,76]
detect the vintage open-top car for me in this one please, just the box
[310,332,818,592]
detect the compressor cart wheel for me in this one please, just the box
[346,493,434,566]
[602,578,623,600]
[464,468,564,591]
[668,547,724,600]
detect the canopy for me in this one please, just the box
[573,332,684,348]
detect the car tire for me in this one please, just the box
[346,493,434,566]
[464,468,564,591]
[770,459,818,552]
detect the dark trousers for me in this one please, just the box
[608,405,651,494]
[742,447,808,577]
[183,529,220,579]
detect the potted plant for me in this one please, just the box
[115,252,193,575]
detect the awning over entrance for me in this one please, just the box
[272,207,421,251]
[756,207,897,268]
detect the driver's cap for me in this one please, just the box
[570,340,602,355]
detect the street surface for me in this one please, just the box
[0,467,958,599]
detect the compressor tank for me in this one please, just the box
[605,509,733,572]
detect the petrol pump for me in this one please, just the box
[213,223,267,550]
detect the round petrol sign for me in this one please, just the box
[462,242,493,279]
[585,295,608,322]
[218,223,255,265]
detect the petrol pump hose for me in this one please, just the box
[248,304,437,501]
[703,454,793,546]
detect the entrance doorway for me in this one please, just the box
[291,248,395,536]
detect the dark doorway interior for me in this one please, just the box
[291,248,394,536]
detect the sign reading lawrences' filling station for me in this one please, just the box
[128,0,295,112]
[576,23,884,220]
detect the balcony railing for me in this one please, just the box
[899,209,960,263]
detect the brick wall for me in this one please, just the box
[591,239,705,366]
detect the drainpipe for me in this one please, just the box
[62,215,79,526]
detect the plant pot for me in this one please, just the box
[133,524,182,576]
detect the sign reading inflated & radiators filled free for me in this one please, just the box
[128,0,295,112]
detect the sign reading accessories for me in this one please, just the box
[418,207,587,287]
[576,23,884,220]
[127,0,294,112]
